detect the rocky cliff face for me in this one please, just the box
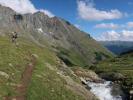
[0,5,113,66]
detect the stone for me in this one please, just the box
[74,68,102,82]
[0,71,9,79]
[130,90,133,94]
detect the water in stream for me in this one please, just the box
[87,81,122,100]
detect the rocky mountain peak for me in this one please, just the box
[0,5,114,66]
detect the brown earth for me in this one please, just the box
[5,54,37,100]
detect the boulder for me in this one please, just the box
[99,72,125,81]
[130,90,133,99]
[74,68,103,83]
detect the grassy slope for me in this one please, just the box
[57,47,88,67]
[0,36,86,100]
[52,20,114,68]
[56,38,114,68]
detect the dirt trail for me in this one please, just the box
[5,55,37,100]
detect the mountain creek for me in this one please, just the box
[87,81,123,100]
[81,77,127,100]
[74,68,131,100]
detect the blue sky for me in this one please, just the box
[0,0,133,41]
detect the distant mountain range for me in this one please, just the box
[99,41,133,55]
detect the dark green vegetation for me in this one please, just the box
[92,50,133,98]
[0,36,87,100]
[100,41,133,55]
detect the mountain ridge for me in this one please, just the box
[0,4,113,66]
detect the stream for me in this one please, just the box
[87,81,122,100]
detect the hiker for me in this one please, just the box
[11,31,18,43]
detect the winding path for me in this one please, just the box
[5,55,37,100]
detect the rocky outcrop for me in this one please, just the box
[99,72,125,81]
[73,68,103,83]
[0,71,9,79]
[63,76,98,100]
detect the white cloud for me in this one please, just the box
[98,30,120,41]
[94,21,133,30]
[95,23,119,29]
[127,22,133,28]
[77,0,123,21]
[0,0,54,17]
[122,30,133,38]
[74,24,81,28]
[97,30,133,41]
[0,0,36,14]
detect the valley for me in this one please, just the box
[91,50,133,100]
[0,2,132,100]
